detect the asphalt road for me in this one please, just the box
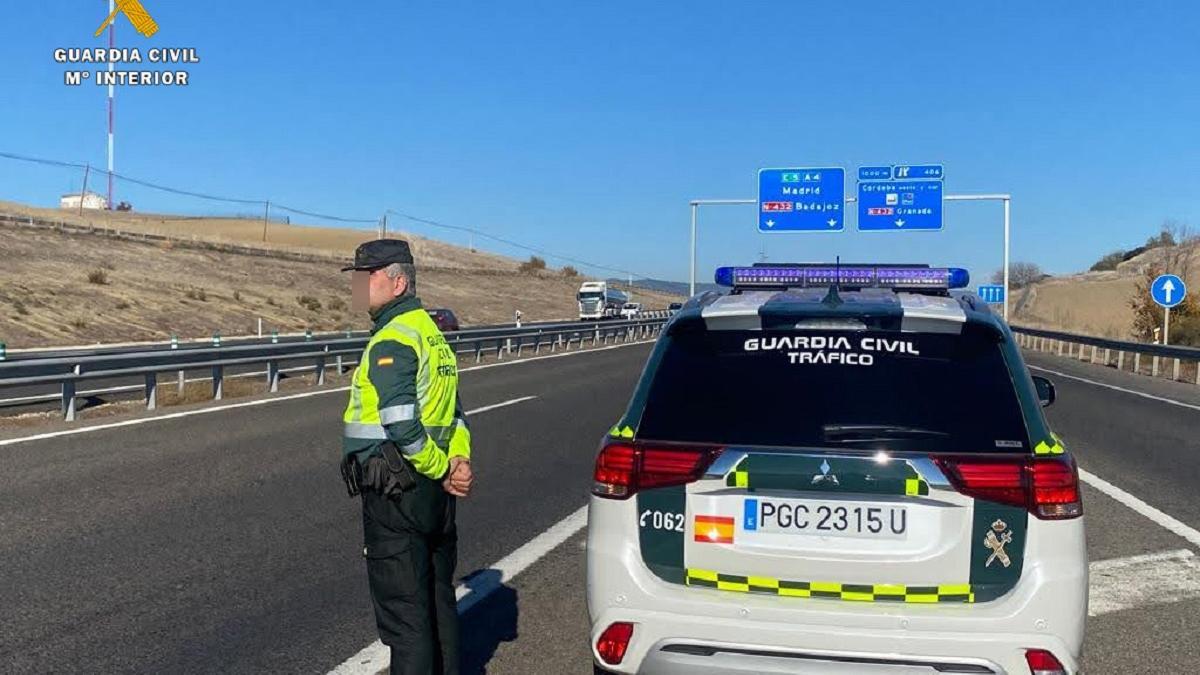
[1,339,1198,674]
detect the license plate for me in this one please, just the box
[744,497,907,540]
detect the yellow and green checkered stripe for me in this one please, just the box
[686,569,975,603]
[1034,432,1065,456]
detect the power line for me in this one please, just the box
[0,149,656,282]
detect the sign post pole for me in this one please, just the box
[1164,306,1171,346]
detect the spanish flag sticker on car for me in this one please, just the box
[694,515,735,544]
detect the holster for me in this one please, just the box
[342,442,417,499]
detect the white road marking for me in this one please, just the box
[329,505,589,675]
[1027,364,1200,412]
[0,339,654,448]
[466,396,537,415]
[1080,469,1200,549]
[1089,549,1200,617]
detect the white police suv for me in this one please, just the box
[587,264,1086,674]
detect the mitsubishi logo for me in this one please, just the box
[811,459,839,486]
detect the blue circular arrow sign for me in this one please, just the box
[1151,274,1187,309]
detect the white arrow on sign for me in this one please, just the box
[895,218,906,227]
[1163,279,1176,304]
[827,218,838,227]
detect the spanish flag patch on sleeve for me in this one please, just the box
[376,356,394,366]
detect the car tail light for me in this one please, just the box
[935,456,1081,520]
[1024,648,1067,674]
[596,622,634,665]
[592,440,722,499]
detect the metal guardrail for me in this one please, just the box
[1010,324,1200,385]
[0,315,673,421]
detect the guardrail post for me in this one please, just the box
[1117,351,1125,371]
[1195,362,1200,386]
[1134,353,1142,374]
[316,347,327,386]
[475,342,483,363]
[213,331,221,348]
[145,373,157,410]
[305,329,313,342]
[1152,356,1160,378]
[213,365,224,400]
[268,360,280,392]
[1103,348,1110,366]
[170,334,184,394]
[271,330,279,344]
[534,333,542,355]
[0,341,6,361]
[1173,358,1181,382]
[594,328,600,345]
[516,336,524,357]
[62,378,77,421]
[497,339,504,361]
[1090,345,1098,363]
[1057,340,1064,356]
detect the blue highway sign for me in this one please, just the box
[892,164,944,180]
[758,168,846,233]
[1151,274,1187,308]
[977,285,1005,304]
[858,166,891,181]
[857,180,944,231]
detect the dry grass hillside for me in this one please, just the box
[0,208,680,348]
[1012,242,1200,338]
[0,200,518,271]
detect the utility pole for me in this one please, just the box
[106,0,115,210]
[79,164,91,217]
[262,201,270,242]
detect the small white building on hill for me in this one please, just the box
[60,191,108,211]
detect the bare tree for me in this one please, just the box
[990,262,1045,288]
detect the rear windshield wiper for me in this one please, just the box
[821,424,949,442]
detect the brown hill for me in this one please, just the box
[0,204,678,348]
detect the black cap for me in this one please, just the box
[341,239,414,271]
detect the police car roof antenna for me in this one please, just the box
[822,256,844,307]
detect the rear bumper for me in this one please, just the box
[587,497,1087,675]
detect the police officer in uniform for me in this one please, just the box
[339,239,474,674]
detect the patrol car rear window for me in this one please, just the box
[637,327,1030,453]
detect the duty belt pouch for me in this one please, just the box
[379,441,417,494]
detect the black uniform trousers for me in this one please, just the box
[361,470,459,675]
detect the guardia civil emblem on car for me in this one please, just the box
[811,459,839,486]
[985,519,1014,568]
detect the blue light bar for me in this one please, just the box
[714,265,969,290]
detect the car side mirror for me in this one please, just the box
[1031,374,1056,407]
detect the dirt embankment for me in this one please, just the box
[0,214,678,348]
[1012,243,1199,338]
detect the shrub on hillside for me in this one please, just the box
[87,269,109,285]
[297,295,322,311]
[185,287,208,302]
[561,265,579,277]
[328,297,346,311]
[1089,250,1126,272]
[518,256,547,273]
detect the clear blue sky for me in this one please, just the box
[3,1,1199,284]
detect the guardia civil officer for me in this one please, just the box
[339,239,474,674]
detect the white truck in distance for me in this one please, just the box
[577,281,628,320]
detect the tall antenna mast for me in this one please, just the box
[106,0,115,209]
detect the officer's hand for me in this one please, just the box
[444,457,473,497]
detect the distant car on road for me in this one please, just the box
[426,308,460,333]
[620,302,642,319]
